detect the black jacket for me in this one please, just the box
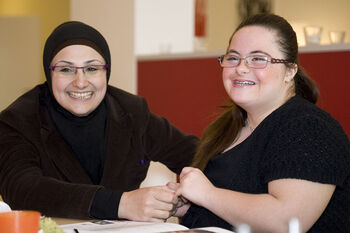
[0,83,198,219]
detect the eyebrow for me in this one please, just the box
[85,59,104,64]
[54,60,73,65]
[227,49,271,56]
[53,59,104,66]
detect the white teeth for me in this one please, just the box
[68,92,93,99]
[234,80,255,85]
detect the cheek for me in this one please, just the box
[91,76,107,90]
[222,69,228,81]
[99,85,107,97]
[51,77,66,95]
[222,68,232,83]
[98,79,107,90]
[254,68,281,84]
[51,79,66,105]
[222,69,233,94]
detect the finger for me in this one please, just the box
[161,185,176,193]
[170,203,177,216]
[165,188,180,204]
[175,186,183,197]
[152,198,175,212]
[150,208,173,221]
[166,182,179,191]
[179,167,194,179]
[155,188,177,203]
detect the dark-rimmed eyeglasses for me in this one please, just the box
[50,64,109,76]
[218,54,291,69]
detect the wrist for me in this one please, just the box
[118,191,129,219]
[199,185,216,208]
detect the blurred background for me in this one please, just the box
[1,0,349,188]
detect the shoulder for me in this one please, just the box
[0,84,45,122]
[0,84,47,143]
[274,95,328,120]
[105,85,151,126]
[261,96,350,185]
[106,85,147,110]
[269,95,346,137]
[267,95,349,152]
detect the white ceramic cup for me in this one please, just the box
[0,201,11,213]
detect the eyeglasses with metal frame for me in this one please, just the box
[218,54,291,69]
[50,64,109,76]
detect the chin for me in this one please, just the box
[65,102,99,117]
[72,112,90,117]
[69,108,93,117]
[231,96,246,104]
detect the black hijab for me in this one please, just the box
[42,21,111,184]
[43,21,111,89]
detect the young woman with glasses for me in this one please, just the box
[169,14,350,233]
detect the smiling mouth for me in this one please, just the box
[233,80,256,86]
[68,91,93,99]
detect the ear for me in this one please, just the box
[284,63,298,83]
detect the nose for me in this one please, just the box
[72,69,89,88]
[235,58,250,74]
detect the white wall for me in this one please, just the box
[135,0,194,55]
[274,0,350,45]
[70,0,136,94]
[201,0,350,51]
[0,16,41,111]
[71,0,177,188]
[135,0,195,186]
[135,0,197,186]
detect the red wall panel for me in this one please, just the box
[299,51,350,138]
[138,57,226,137]
[138,51,350,138]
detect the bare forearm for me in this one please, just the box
[177,168,333,232]
[196,181,333,233]
[197,187,290,233]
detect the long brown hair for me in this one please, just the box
[192,13,319,170]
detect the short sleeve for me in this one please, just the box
[262,114,350,187]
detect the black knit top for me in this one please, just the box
[182,95,350,232]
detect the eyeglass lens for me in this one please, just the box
[51,65,108,76]
[220,55,269,68]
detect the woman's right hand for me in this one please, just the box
[176,167,215,207]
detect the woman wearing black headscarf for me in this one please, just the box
[0,21,198,221]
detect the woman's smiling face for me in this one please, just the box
[50,45,107,117]
[222,25,296,112]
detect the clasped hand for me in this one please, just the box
[118,185,178,222]
[167,167,215,217]
[118,167,213,222]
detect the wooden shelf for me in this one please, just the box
[299,43,350,53]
